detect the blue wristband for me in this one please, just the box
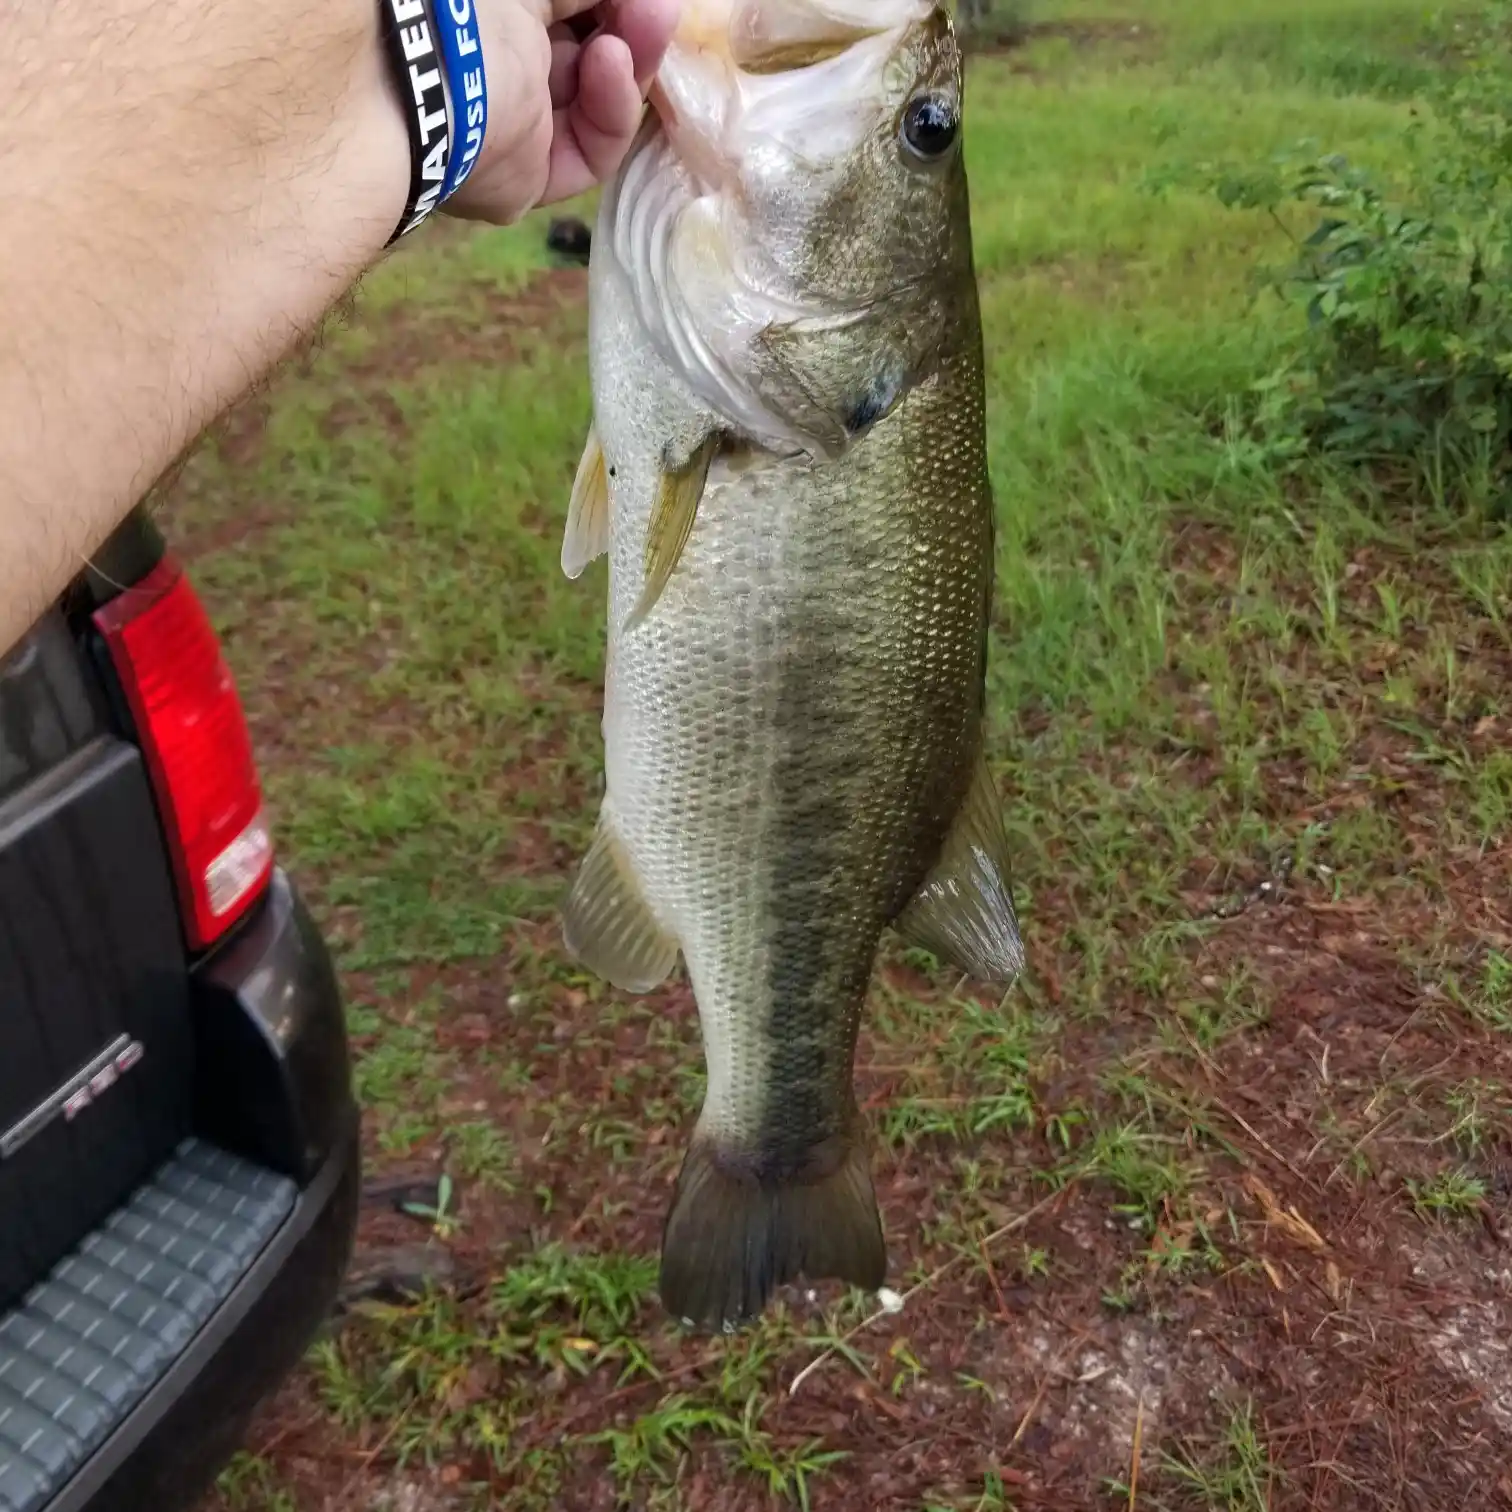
[431,0,488,202]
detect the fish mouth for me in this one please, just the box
[615,0,950,462]
[651,1,938,195]
[671,0,935,71]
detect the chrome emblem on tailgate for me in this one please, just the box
[0,1035,146,1161]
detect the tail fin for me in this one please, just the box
[658,1137,886,1332]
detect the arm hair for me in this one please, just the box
[0,0,407,651]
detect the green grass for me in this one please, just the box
[1447,950,1512,1034]
[1407,1166,1490,1221]
[214,1453,299,1512]
[182,1,1512,1506]
[1162,1401,1281,1512]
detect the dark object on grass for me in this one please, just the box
[340,1243,458,1307]
[956,0,1032,50]
[363,1173,451,1216]
[547,216,593,265]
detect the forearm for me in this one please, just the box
[0,0,408,653]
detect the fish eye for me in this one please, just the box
[901,92,960,162]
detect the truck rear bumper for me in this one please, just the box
[24,1117,359,1512]
[0,868,361,1512]
[192,869,357,1185]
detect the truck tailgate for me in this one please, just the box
[0,616,194,1312]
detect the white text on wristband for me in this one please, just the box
[434,0,488,202]
[381,0,454,244]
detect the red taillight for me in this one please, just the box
[94,556,274,950]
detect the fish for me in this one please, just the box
[558,0,1025,1332]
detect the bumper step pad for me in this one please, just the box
[0,1140,295,1512]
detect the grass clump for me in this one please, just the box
[1407,1166,1490,1221]
[1163,1401,1281,1512]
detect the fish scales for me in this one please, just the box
[560,0,1025,1331]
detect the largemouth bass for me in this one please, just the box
[559,0,1024,1331]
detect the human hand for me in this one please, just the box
[447,0,682,226]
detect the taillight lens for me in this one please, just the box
[94,556,274,950]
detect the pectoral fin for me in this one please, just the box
[562,426,611,580]
[626,433,721,631]
[895,755,1025,985]
[562,816,680,994]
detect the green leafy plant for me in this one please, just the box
[400,1171,462,1239]
[1192,7,1512,514]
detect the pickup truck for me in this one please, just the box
[0,506,360,1511]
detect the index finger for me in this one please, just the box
[606,0,682,84]
[549,1,682,78]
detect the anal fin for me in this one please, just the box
[895,754,1025,985]
[562,816,679,994]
